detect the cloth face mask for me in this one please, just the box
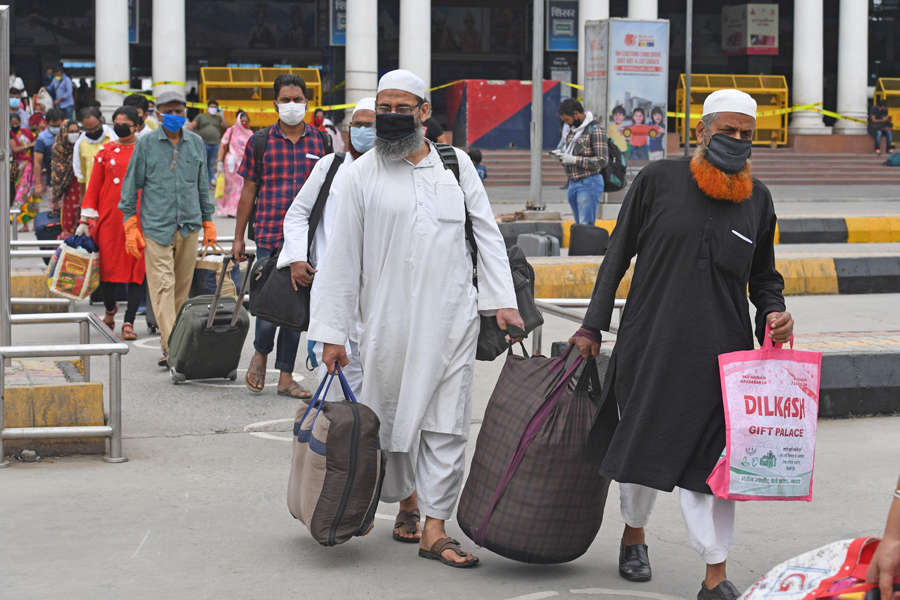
[278,102,307,126]
[9,98,20,109]
[113,123,133,138]
[67,132,80,144]
[85,127,104,141]
[49,126,60,135]
[161,113,186,133]
[375,113,416,142]
[350,125,376,153]
[704,133,752,174]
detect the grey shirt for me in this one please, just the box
[119,126,214,246]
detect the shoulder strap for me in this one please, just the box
[307,153,345,260]
[435,142,477,287]
[252,128,269,190]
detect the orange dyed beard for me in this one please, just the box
[690,146,753,203]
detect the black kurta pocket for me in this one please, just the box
[711,228,755,280]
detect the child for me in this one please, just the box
[468,147,487,181]
[648,106,666,160]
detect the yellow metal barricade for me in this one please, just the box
[676,74,789,146]
[199,67,323,128]
[874,78,900,132]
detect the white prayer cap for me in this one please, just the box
[352,97,376,116]
[702,89,757,119]
[377,69,426,100]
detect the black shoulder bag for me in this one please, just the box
[248,152,345,331]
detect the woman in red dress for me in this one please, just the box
[78,106,146,340]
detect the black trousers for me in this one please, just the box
[101,280,146,325]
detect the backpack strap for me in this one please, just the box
[252,127,270,190]
[307,153,345,262]
[435,143,478,287]
[316,128,333,155]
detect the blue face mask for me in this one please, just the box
[9,98,20,109]
[161,113,186,133]
[350,125,375,153]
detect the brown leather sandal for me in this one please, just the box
[121,322,137,341]
[103,308,117,329]
[392,509,421,543]
[418,537,479,568]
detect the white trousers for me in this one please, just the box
[315,339,363,402]
[619,483,736,565]
[380,430,467,521]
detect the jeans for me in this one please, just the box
[253,245,301,372]
[567,173,604,225]
[205,143,218,184]
[874,129,894,151]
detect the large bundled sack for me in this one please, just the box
[457,345,616,563]
[46,234,101,300]
[288,366,385,546]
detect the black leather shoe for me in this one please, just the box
[619,542,652,582]
[697,580,740,600]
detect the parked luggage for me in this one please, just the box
[515,232,560,257]
[568,224,610,256]
[167,255,253,383]
[602,137,627,192]
[476,245,543,361]
[457,344,616,563]
[33,211,62,266]
[288,365,385,546]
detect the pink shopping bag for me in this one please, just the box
[707,329,822,502]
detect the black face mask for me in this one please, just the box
[571,118,583,128]
[10,126,19,133]
[85,127,104,141]
[375,113,417,142]
[705,133,752,174]
[113,123,133,138]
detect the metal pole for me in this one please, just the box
[527,0,545,210]
[0,349,8,468]
[0,6,11,348]
[79,320,91,381]
[683,0,693,157]
[104,353,127,463]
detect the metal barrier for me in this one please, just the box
[0,312,130,467]
[9,208,19,241]
[9,237,252,260]
[875,77,900,133]
[531,298,625,356]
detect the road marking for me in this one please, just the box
[503,593,560,600]
[131,529,151,559]
[132,336,161,350]
[570,588,685,600]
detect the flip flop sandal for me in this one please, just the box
[103,309,117,329]
[418,537,479,568]
[245,366,265,393]
[121,323,137,341]
[392,509,421,543]
[276,381,313,399]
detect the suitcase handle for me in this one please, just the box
[204,254,254,330]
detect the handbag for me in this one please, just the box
[248,153,344,331]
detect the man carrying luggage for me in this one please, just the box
[120,89,217,367]
[232,74,328,399]
[311,69,523,567]
[278,97,377,401]
[553,98,608,225]
[571,89,794,600]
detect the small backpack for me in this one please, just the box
[603,138,627,191]
[884,153,900,167]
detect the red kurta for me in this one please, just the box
[81,142,146,284]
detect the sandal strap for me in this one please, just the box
[394,509,421,533]
[431,537,466,557]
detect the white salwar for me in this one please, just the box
[279,152,363,402]
[619,483,736,565]
[308,142,516,516]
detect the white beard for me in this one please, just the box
[375,126,426,161]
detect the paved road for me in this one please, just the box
[2,295,898,599]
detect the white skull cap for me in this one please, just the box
[377,69,426,100]
[702,89,757,118]
[352,97,376,116]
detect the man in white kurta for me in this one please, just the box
[278,97,377,400]
[310,69,522,567]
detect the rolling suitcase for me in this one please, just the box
[144,290,158,334]
[167,255,254,383]
[568,224,610,256]
[34,211,62,266]
[515,232,560,257]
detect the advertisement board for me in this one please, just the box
[330,0,346,46]
[722,4,778,56]
[606,19,670,160]
[546,0,578,52]
[583,20,609,126]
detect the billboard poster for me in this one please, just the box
[546,0,578,52]
[330,0,346,46]
[606,19,669,161]
[583,20,609,126]
[722,4,778,56]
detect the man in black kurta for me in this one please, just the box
[572,89,794,600]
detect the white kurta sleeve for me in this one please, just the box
[277,154,331,269]
[307,165,364,346]
[72,138,84,183]
[456,149,517,312]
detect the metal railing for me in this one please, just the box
[8,236,252,260]
[531,298,625,356]
[9,207,19,241]
[0,312,130,467]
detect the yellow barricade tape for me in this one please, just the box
[429,79,463,92]
[813,107,868,125]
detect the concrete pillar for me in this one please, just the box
[95,0,130,119]
[346,0,378,107]
[834,0,868,134]
[578,0,610,86]
[399,0,431,94]
[789,0,828,134]
[628,0,657,20]
[152,0,186,99]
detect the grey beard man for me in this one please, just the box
[375,118,426,160]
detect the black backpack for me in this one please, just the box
[603,137,627,192]
[247,125,333,241]
[435,143,543,361]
